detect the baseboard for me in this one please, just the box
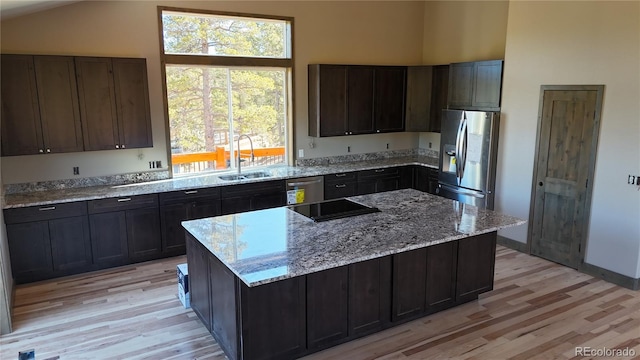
[580,262,639,291]
[496,235,528,253]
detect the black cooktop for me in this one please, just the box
[289,199,380,222]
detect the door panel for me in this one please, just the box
[531,87,602,269]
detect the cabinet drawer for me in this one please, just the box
[324,172,357,183]
[324,181,358,200]
[220,180,285,199]
[4,201,87,224]
[159,187,221,205]
[358,167,399,179]
[88,194,158,214]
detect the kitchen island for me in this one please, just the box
[182,189,525,360]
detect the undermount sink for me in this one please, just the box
[218,171,271,181]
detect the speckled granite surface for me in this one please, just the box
[182,189,526,287]
[3,155,438,208]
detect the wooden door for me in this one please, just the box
[347,66,375,134]
[33,56,84,153]
[374,66,406,132]
[530,86,603,269]
[472,60,503,109]
[0,55,44,156]
[76,57,120,151]
[112,58,153,149]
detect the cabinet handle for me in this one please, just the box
[39,149,44,153]
[115,145,120,149]
[38,206,56,211]
[335,173,347,177]
[117,198,132,202]
[184,190,198,195]
[335,184,347,188]
[375,169,385,173]
[121,144,126,149]
[376,130,380,133]
[46,149,51,153]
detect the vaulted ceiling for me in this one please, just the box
[1,0,82,21]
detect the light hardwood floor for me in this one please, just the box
[1,246,638,360]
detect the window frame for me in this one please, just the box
[157,6,295,176]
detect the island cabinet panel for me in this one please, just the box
[240,276,306,360]
[160,188,221,256]
[4,201,92,283]
[425,241,458,312]
[307,266,349,350]
[456,232,497,303]
[221,180,286,215]
[392,248,427,323]
[348,256,392,337]
[186,235,212,332]
[210,252,239,359]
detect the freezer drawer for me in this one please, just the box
[435,183,494,210]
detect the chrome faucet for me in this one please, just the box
[237,134,255,175]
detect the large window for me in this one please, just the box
[159,8,293,175]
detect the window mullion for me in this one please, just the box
[164,54,292,68]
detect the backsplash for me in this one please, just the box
[4,170,170,194]
[296,148,438,166]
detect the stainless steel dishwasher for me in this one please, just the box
[285,176,324,205]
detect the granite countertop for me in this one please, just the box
[182,189,526,287]
[3,155,438,209]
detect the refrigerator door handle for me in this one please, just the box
[455,117,465,184]
[439,183,486,198]
[459,118,468,181]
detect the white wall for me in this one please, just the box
[497,1,640,278]
[0,1,426,184]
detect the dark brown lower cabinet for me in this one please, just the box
[348,257,391,337]
[49,216,92,272]
[456,232,497,303]
[186,231,497,360]
[307,266,349,350]
[6,221,53,281]
[392,248,427,322]
[126,207,161,260]
[426,241,457,312]
[89,211,128,265]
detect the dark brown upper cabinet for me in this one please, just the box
[1,55,84,156]
[404,65,449,133]
[76,57,152,150]
[448,60,503,111]
[308,64,406,137]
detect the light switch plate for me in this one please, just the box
[298,149,304,158]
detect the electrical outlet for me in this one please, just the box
[629,175,638,185]
[298,149,304,158]
[429,142,432,149]
[386,143,389,149]
[347,146,351,153]
[73,166,79,175]
[155,160,162,168]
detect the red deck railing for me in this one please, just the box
[172,146,285,174]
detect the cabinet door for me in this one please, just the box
[456,232,497,303]
[33,56,84,153]
[472,60,503,109]
[426,241,457,312]
[405,66,433,132]
[429,65,449,133]
[349,257,391,337]
[49,216,93,272]
[75,57,120,151]
[89,212,128,265]
[324,181,358,200]
[392,248,427,322]
[160,203,190,255]
[221,196,252,215]
[307,266,349,350]
[112,58,153,149]
[6,222,53,281]
[0,55,43,156]
[448,62,474,108]
[347,66,375,134]
[308,65,348,137]
[374,67,406,132]
[126,207,161,261]
[186,235,212,331]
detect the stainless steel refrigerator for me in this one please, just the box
[436,109,500,209]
